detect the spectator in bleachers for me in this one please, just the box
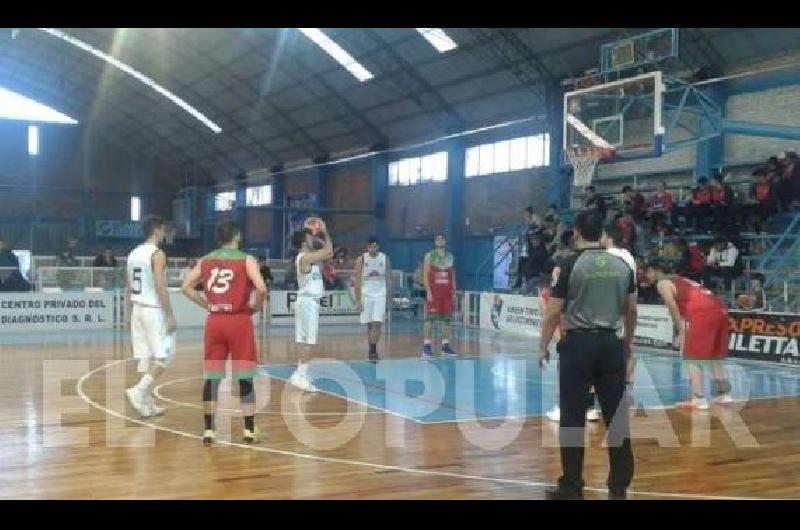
[519,231,551,294]
[583,185,607,221]
[543,204,560,233]
[648,180,673,231]
[516,208,542,289]
[57,248,79,267]
[672,186,693,230]
[622,185,646,222]
[57,235,81,267]
[709,173,736,230]
[682,240,707,282]
[705,237,740,291]
[93,247,117,268]
[613,211,636,254]
[776,153,799,212]
[748,168,775,232]
[687,178,712,232]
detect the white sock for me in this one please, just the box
[442,339,449,346]
[136,373,154,393]
[424,340,431,346]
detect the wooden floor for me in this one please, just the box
[1,323,799,500]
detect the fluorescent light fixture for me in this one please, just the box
[28,126,39,156]
[38,28,222,134]
[131,196,141,221]
[0,86,78,124]
[297,28,373,82]
[416,28,457,53]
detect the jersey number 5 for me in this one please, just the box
[207,268,234,294]
[132,267,142,295]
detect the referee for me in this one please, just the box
[539,210,637,500]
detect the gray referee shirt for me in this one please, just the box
[551,247,635,331]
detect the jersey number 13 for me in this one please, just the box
[207,268,234,294]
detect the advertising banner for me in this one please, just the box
[0,292,114,332]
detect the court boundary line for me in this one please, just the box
[152,377,384,417]
[76,359,769,500]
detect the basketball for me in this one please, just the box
[303,217,325,236]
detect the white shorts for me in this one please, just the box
[131,305,175,371]
[295,296,320,345]
[360,294,386,324]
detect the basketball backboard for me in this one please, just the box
[563,71,665,165]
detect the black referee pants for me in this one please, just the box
[557,329,634,496]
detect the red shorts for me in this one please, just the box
[426,294,454,321]
[204,313,256,380]
[683,308,729,361]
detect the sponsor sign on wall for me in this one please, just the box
[0,292,114,332]
[270,290,358,317]
[728,311,800,365]
[632,304,673,347]
[479,293,542,337]
[479,293,674,347]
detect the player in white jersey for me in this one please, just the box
[288,219,333,392]
[124,215,177,418]
[352,236,392,362]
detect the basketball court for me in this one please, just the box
[0,319,796,499]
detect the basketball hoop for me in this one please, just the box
[566,146,613,188]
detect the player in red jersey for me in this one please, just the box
[181,221,268,445]
[646,259,732,411]
[421,233,458,358]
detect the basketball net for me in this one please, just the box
[566,147,613,188]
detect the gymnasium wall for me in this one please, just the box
[327,163,373,257]
[386,182,448,239]
[464,168,549,235]
[725,84,800,164]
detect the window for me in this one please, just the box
[465,133,551,177]
[131,196,141,222]
[215,191,236,211]
[493,140,510,174]
[423,151,447,181]
[28,125,39,156]
[509,137,526,171]
[465,146,479,177]
[478,143,494,175]
[388,151,448,186]
[246,185,272,206]
[408,157,421,185]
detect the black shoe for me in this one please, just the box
[544,486,583,500]
[609,490,627,500]
[368,351,379,362]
